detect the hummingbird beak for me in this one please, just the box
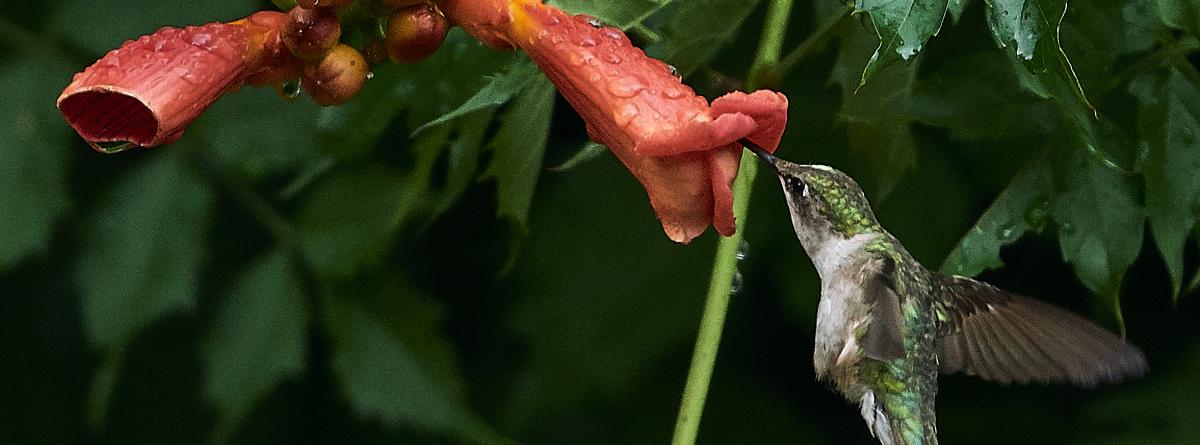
[740,138,781,175]
[734,139,782,176]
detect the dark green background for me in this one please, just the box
[2,0,1199,444]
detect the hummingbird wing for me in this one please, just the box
[859,256,906,362]
[934,274,1147,386]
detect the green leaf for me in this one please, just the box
[831,18,920,198]
[1132,68,1200,299]
[316,63,414,160]
[76,150,215,427]
[948,0,972,22]
[646,0,765,75]
[1051,148,1143,328]
[1158,0,1200,37]
[325,274,500,443]
[0,56,73,270]
[987,0,1043,60]
[412,60,540,135]
[988,0,1095,112]
[200,86,322,180]
[292,163,406,279]
[913,52,1058,140]
[548,142,609,172]
[426,110,496,220]
[319,32,512,161]
[941,158,1053,276]
[1081,341,1200,444]
[203,249,307,444]
[50,0,258,55]
[1122,1,1171,54]
[855,0,949,85]
[550,0,670,29]
[482,75,556,228]
[499,155,712,430]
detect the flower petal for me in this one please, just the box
[710,90,789,153]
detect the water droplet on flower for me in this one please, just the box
[551,35,565,45]
[664,88,684,99]
[587,17,604,28]
[579,37,597,47]
[668,64,680,77]
[607,75,646,98]
[548,16,561,26]
[190,33,212,49]
[604,53,622,65]
[93,141,136,154]
[613,103,639,126]
[569,51,595,66]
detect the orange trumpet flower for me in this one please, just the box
[57,11,300,153]
[442,0,789,243]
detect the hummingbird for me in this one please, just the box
[742,142,1148,445]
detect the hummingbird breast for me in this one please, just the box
[811,233,880,383]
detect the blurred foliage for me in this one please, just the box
[2,0,1200,444]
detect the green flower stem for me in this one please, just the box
[670,156,758,445]
[670,1,794,444]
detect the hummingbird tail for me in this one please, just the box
[860,389,939,445]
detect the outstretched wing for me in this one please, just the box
[935,274,1147,387]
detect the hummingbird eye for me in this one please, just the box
[786,176,810,200]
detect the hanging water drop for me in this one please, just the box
[736,240,750,261]
[93,141,136,154]
[730,270,744,295]
[274,78,303,100]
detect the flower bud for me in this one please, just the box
[302,44,369,106]
[297,0,353,10]
[380,0,428,8]
[283,7,342,60]
[362,38,389,66]
[385,3,449,64]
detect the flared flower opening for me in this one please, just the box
[57,89,162,153]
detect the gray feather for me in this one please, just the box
[935,275,1148,386]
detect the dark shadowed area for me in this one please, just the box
[2,0,1199,444]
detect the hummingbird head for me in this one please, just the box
[744,142,882,251]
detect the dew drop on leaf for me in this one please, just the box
[1024,195,1051,231]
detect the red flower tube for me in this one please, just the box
[57,11,300,153]
[441,0,789,243]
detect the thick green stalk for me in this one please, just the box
[670,1,793,443]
